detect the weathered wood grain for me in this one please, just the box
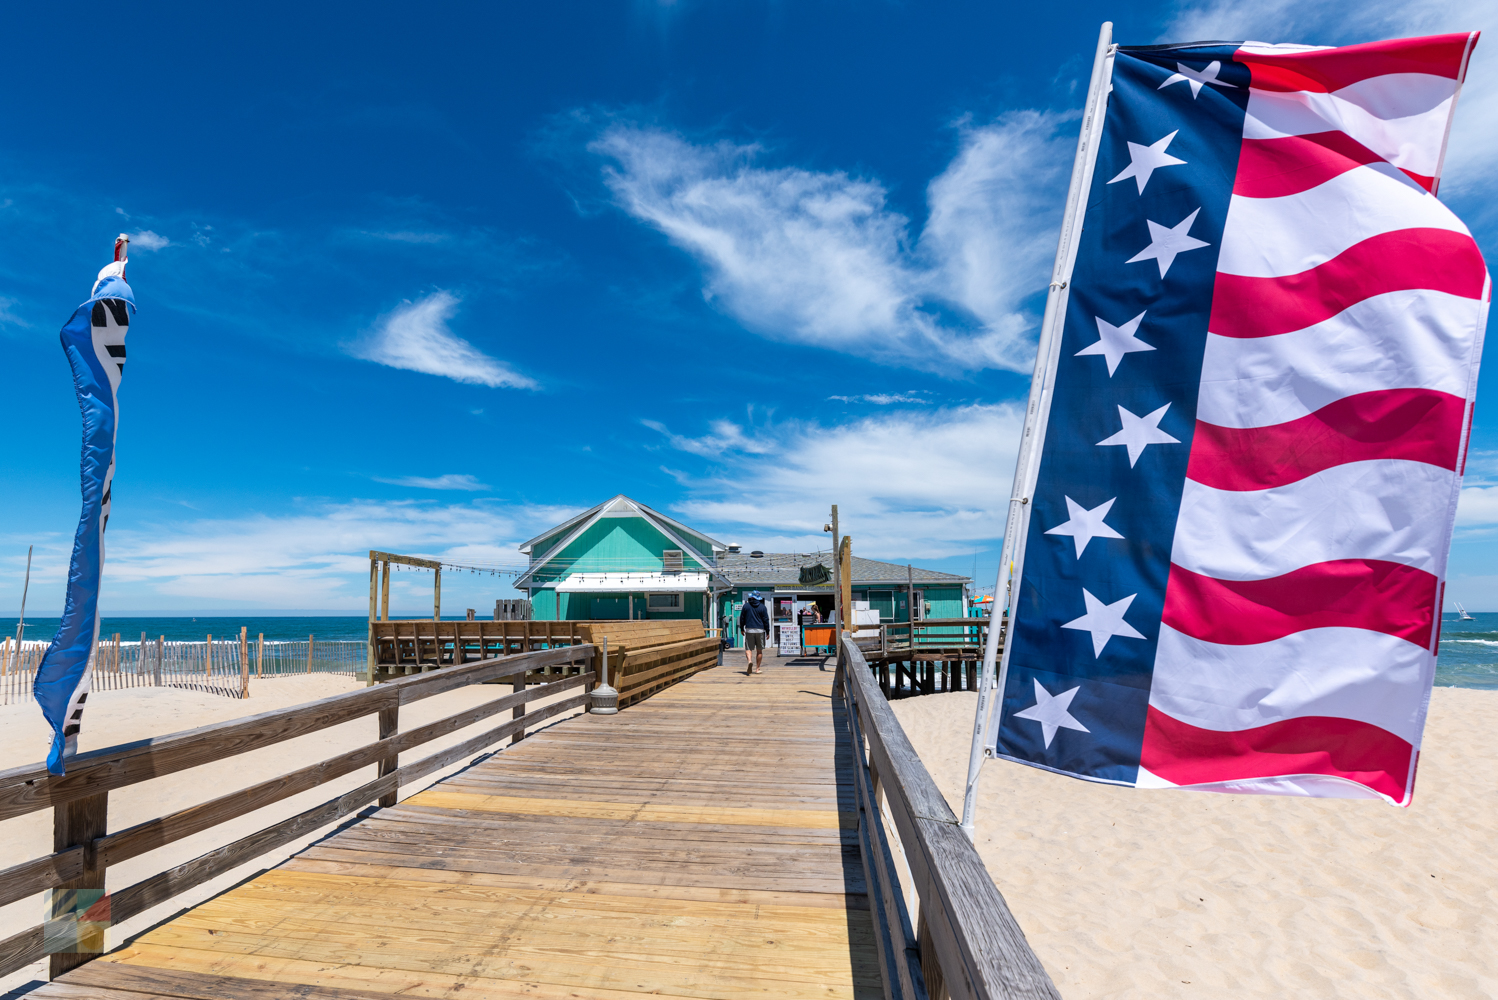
[0,923,44,980]
[0,845,83,908]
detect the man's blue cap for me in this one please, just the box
[749,591,761,599]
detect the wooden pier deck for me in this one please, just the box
[34,656,880,1000]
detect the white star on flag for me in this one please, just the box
[1108,130,1186,195]
[1158,60,1236,98]
[1097,403,1179,466]
[1062,588,1146,657]
[1076,310,1154,376]
[1013,678,1091,748]
[1127,208,1210,278]
[1045,496,1125,557]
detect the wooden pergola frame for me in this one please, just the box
[367,550,443,686]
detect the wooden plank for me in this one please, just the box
[93,673,592,869]
[0,923,43,981]
[52,962,419,1000]
[0,844,83,908]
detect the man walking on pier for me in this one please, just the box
[739,592,770,675]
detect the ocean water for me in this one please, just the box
[4,614,1496,689]
[1435,612,1498,690]
[4,615,404,644]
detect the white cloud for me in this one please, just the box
[10,499,576,610]
[592,116,1075,373]
[0,296,31,329]
[353,291,537,389]
[129,230,171,251]
[828,392,930,405]
[641,417,775,456]
[1457,485,1498,527]
[373,474,492,491]
[661,404,1024,558]
[1159,0,1498,218]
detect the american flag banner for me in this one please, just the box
[986,32,1487,806]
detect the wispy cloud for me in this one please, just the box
[0,296,31,329]
[657,404,1024,558]
[373,473,492,491]
[641,417,775,456]
[828,392,930,405]
[590,114,1075,374]
[129,230,172,251]
[362,230,452,244]
[352,291,538,389]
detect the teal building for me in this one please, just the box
[513,495,731,621]
[516,496,971,641]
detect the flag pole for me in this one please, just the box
[11,545,32,675]
[960,21,1116,839]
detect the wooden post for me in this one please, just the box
[49,791,108,978]
[239,627,249,699]
[838,536,853,637]
[307,635,314,674]
[256,633,263,678]
[155,636,163,685]
[206,635,213,686]
[139,632,147,680]
[434,565,441,622]
[367,553,378,687]
[830,505,842,653]
[377,703,399,808]
[380,560,390,621]
[113,633,121,673]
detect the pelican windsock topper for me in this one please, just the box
[33,235,137,774]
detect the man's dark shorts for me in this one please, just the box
[744,630,766,651]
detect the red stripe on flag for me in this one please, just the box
[1187,388,1465,491]
[1141,706,1411,801]
[1235,133,1434,197]
[1163,560,1437,647]
[1210,229,1486,338]
[1236,33,1475,93]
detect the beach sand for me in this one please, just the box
[891,686,1498,1000]
[0,673,587,994]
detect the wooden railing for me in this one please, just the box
[0,643,597,982]
[839,636,1059,1000]
[369,619,718,707]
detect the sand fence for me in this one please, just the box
[0,633,365,705]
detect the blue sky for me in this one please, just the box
[3,0,1497,615]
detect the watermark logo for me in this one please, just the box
[43,889,110,954]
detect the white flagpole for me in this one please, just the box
[11,545,31,676]
[960,22,1117,839]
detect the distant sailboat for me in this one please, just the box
[1455,600,1475,621]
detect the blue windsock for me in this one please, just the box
[34,239,136,775]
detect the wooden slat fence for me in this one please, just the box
[0,643,597,982]
[839,635,1060,1000]
[0,637,367,706]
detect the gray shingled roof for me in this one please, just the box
[715,552,968,587]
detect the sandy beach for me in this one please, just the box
[0,674,587,994]
[891,686,1498,1000]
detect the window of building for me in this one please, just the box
[648,593,682,611]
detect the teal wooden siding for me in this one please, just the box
[529,517,711,584]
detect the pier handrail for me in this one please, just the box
[0,643,597,981]
[840,636,1059,1000]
